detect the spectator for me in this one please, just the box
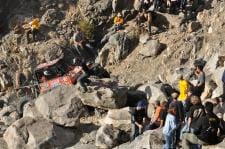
[178,75,189,104]
[168,0,178,14]
[163,106,177,149]
[26,16,40,43]
[130,100,148,141]
[159,101,168,128]
[169,92,184,145]
[136,9,153,34]
[217,113,225,139]
[213,96,225,115]
[141,0,151,11]
[182,102,220,149]
[114,13,124,31]
[73,27,95,58]
[187,96,205,132]
[169,92,184,123]
[146,100,167,130]
[184,91,193,115]
[192,65,205,97]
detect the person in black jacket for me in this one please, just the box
[182,102,220,149]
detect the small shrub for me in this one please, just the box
[78,20,95,39]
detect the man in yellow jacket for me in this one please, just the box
[114,13,124,31]
[26,16,40,42]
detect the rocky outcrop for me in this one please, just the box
[3,117,75,149]
[77,78,128,109]
[0,106,19,126]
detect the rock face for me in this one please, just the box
[77,78,128,109]
[34,86,84,127]
[100,107,132,131]
[114,129,163,149]
[139,40,163,57]
[3,117,75,149]
[95,124,120,149]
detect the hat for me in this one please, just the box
[136,100,147,109]
[117,13,122,17]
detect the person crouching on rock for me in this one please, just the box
[76,59,94,93]
[130,100,148,141]
[163,105,178,149]
[114,13,124,31]
[26,16,40,43]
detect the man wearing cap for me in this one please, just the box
[114,13,124,31]
[130,99,148,141]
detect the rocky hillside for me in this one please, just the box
[0,0,225,149]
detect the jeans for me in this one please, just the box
[130,123,143,141]
[163,134,175,149]
[77,73,90,92]
[27,28,38,42]
[114,24,123,31]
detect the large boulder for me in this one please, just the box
[114,129,163,149]
[3,117,75,149]
[139,40,163,57]
[95,124,121,149]
[137,83,165,103]
[77,78,128,110]
[35,86,84,127]
[100,107,132,131]
[97,30,138,65]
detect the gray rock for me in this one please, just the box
[98,30,138,65]
[95,124,120,149]
[77,78,128,110]
[100,107,132,132]
[3,117,75,149]
[139,40,163,57]
[114,129,163,149]
[35,86,84,127]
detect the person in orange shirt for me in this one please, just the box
[114,13,124,31]
[26,16,40,42]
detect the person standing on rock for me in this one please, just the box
[73,27,95,58]
[130,99,148,141]
[26,16,40,43]
[114,13,124,31]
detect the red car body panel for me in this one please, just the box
[38,66,83,93]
